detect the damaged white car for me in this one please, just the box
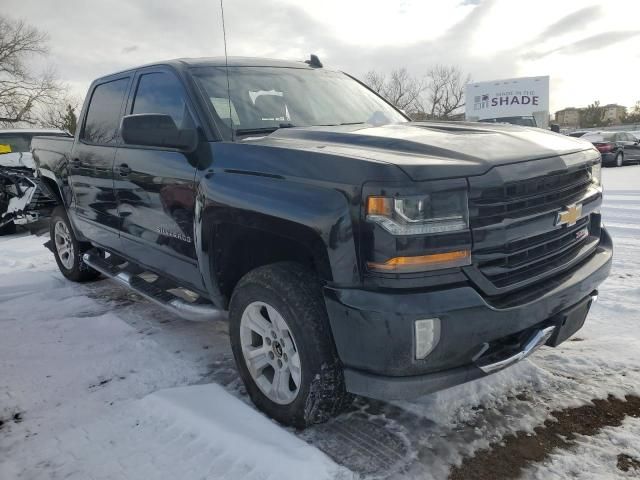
[0,129,70,235]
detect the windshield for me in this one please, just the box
[0,132,68,154]
[191,67,407,139]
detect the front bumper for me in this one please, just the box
[324,228,613,400]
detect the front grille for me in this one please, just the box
[469,168,592,227]
[476,217,593,288]
[469,162,601,292]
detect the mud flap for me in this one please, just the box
[44,239,54,253]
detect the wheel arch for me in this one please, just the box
[195,174,360,309]
[202,214,334,308]
[40,173,64,205]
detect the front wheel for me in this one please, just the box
[615,152,623,167]
[229,262,349,428]
[50,206,100,282]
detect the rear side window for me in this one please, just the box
[132,72,191,129]
[82,78,129,145]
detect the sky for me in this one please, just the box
[4,0,640,113]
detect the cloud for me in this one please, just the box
[536,5,602,40]
[558,30,640,54]
[524,30,640,59]
[2,0,639,112]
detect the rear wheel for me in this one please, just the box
[615,152,623,167]
[50,206,100,282]
[229,262,349,428]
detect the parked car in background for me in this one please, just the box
[581,131,640,167]
[568,131,588,138]
[0,129,69,235]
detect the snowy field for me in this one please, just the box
[1,166,640,480]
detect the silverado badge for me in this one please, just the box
[556,203,582,227]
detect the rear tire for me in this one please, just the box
[229,262,349,428]
[50,206,100,282]
[615,152,623,167]
[0,221,16,236]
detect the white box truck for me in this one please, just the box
[465,76,550,129]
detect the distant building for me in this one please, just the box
[555,107,581,128]
[555,104,627,128]
[602,104,627,124]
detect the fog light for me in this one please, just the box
[415,318,440,359]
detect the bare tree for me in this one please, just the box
[363,65,470,121]
[364,71,386,96]
[364,68,425,112]
[39,94,81,133]
[422,65,470,119]
[0,16,65,127]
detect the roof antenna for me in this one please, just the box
[305,54,323,68]
[220,0,234,140]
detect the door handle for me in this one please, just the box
[118,164,132,176]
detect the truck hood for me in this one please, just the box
[259,121,596,181]
[0,152,35,170]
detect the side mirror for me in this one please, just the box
[121,114,197,151]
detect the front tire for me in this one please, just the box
[229,262,348,428]
[50,206,100,282]
[615,152,623,167]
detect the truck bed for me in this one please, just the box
[31,136,74,166]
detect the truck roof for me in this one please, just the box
[94,56,331,83]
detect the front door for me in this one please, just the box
[622,133,640,163]
[70,75,131,250]
[114,68,203,291]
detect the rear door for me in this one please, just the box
[114,67,203,290]
[71,75,131,250]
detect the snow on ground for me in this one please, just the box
[1,165,639,480]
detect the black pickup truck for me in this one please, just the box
[33,56,612,428]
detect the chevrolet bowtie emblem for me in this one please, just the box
[556,203,582,226]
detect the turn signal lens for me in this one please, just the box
[367,250,471,273]
[366,196,392,216]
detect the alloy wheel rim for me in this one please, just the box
[54,221,74,270]
[239,301,302,405]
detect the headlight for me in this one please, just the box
[591,162,602,187]
[366,190,469,235]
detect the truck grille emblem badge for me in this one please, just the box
[556,203,582,227]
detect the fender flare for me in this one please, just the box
[194,172,359,306]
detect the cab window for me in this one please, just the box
[131,72,193,129]
[82,78,130,145]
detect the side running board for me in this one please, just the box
[82,250,227,322]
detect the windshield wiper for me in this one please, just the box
[338,121,366,125]
[235,123,297,136]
